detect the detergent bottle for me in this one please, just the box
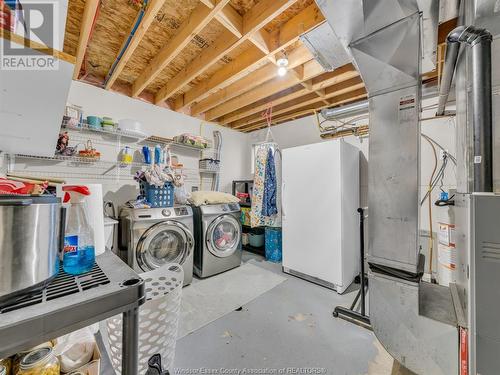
[62,185,95,275]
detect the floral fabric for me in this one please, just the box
[262,148,277,216]
[251,143,281,228]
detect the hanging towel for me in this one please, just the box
[262,148,277,216]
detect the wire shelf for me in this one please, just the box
[14,154,148,169]
[62,116,148,141]
[144,136,213,152]
[0,263,110,314]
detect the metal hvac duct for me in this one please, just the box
[320,100,369,120]
[299,22,351,72]
[436,25,493,192]
[316,1,459,373]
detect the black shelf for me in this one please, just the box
[0,251,145,375]
[243,244,265,256]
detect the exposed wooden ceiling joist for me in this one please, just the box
[174,3,325,111]
[105,0,167,89]
[131,0,230,97]
[242,88,368,132]
[204,59,326,121]
[190,44,312,116]
[154,0,299,104]
[231,76,365,129]
[66,0,457,133]
[222,66,359,124]
[207,0,273,57]
[73,0,99,80]
[215,3,243,37]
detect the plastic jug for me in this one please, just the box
[62,185,95,275]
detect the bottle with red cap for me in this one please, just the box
[62,185,95,275]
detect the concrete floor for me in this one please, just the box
[173,252,409,375]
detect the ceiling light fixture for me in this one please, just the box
[277,57,289,77]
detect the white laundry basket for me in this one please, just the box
[106,264,184,374]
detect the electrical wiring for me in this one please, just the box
[435,194,455,206]
[421,133,457,165]
[423,135,438,280]
[420,154,449,205]
[318,114,370,135]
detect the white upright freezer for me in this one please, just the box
[282,140,360,293]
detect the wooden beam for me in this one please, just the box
[215,3,243,37]
[190,45,312,115]
[73,0,99,79]
[105,0,166,89]
[249,29,272,55]
[214,2,274,60]
[204,59,326,121]
[231,76,365,129]
[198,0,214,8]
[438,17,458,44]
[241,89,368,132]
[1,28,76,64]
[175,45,266,110]
[174,2,324,110]
[242,0,294,35]
[132,0,230,97]
[219,64,359,124]
[266,3,325,52]
[155,0,298,104]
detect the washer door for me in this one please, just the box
[206,214,241,258]
[136,221,194,271]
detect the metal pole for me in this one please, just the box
[471,34,493,192]
[122,307,140,375]
[436,33,461,116]
[435,25,493,191]
[358,207,366,316]
[332,208,370,329]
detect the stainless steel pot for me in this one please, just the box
[0,195,65,304]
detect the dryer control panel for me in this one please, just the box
[175,206,190,216]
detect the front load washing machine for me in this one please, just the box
[119,206,194,286]
[192,203,242,278]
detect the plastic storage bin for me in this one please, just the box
[139,181,174,208]
[199,158,220,172]
[106,264,184,374]
[265,227,282,263]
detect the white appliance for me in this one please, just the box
[282,140,360,293]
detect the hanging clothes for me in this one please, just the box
[250,143,281,228]
[262,147,277,216]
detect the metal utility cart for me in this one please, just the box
[0,251,145,375]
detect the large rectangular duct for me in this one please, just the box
[316,1,459,374]
[299,22,351,72]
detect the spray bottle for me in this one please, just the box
[62,185,95,275]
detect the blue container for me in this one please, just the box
[265,227,282,263]
[139,181,174,208]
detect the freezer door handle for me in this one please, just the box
[281,181,286,218]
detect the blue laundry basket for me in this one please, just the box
[139,181,174,208]
[265,227,282,263]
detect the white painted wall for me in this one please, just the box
[10,81,252,208]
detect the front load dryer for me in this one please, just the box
[192,203,242,278]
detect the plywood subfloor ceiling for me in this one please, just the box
[64,0,450,132]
